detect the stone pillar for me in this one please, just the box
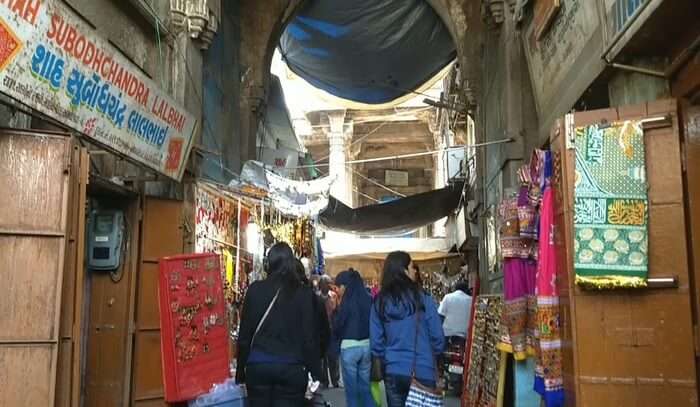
[327,110,350,206]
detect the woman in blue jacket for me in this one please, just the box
[370,251,446,407]
[333,268,375,407]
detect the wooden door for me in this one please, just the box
[552,100,698,406]
[130,198,184,406]
[0,129,74,407]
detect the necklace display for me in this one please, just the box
[159,253,229,402]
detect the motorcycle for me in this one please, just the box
[442,336,465,396]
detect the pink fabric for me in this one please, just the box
[536,187,556,297]
[504,258,537,300]
[534,180,564,406]
[503,258,537,357]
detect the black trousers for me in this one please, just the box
[246,363,307,407]
[320,354,340,386]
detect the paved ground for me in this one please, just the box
[320,387,461,406]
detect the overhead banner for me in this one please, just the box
[0,1,197,180]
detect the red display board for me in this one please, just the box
[159,253,230,402]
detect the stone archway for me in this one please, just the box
[237,0,481,166]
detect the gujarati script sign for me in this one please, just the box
[0,0,196,180]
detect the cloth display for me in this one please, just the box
[497,258,537,360]
[533,152,564,407]
[494,150,565,407]
[239,160,336,218]
[497,164,539,361]
[573,121,649,289]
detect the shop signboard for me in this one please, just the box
[385,169,409,187]
[0,0,197,180]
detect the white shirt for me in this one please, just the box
[438,290,472,338]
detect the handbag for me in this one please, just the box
[405,308,444,407]
[370,356,384,382]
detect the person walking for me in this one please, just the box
[438,281,473,344]
[297,259,331,363]
[235,243,321,406]
[333,268,375,407]
[318,275,341,388]
[370,251,446,407]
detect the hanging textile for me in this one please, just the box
[573,121,649,289]
[498,258,537,360]
[496,178,538,361]
[319,182,464,235]
[240,160,336,218]
[533,151,564,407]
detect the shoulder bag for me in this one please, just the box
[405,305,444,407]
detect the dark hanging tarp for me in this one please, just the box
[279,0,456,105]
[259,74,299,151]
[319,182,465,235]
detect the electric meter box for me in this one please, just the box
[88,210,124,271]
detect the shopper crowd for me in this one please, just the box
[236,242,467,406]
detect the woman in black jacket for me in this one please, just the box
[236,243,321,406]
[296,258,331,357]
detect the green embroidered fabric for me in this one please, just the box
[573,121,649,289]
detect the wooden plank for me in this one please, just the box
[49,135,72,407]
[0,236,63,340]
[0,345,54,406]
[683,106,700,361]
[0,131,69,232]
[123,198,143,407]
[70,148,88,407]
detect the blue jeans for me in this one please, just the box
[384,374,437,407]
[340,345,375,407]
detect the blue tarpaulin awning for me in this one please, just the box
[279,0,456,105]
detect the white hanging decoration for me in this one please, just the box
[238,161,337,218]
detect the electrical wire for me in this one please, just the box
[290,138,512,170]
[354,188,380,203]
[350,167,406,198]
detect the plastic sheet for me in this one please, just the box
[319,182,464,235]
[188,378,246,407]
[279,0,456,104]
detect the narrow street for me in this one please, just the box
[1,0,699,407]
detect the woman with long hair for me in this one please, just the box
[333,268,375,407]
[370,251,445,407]
[236,243,321,406]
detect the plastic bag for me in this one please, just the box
[188,378,246,407]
